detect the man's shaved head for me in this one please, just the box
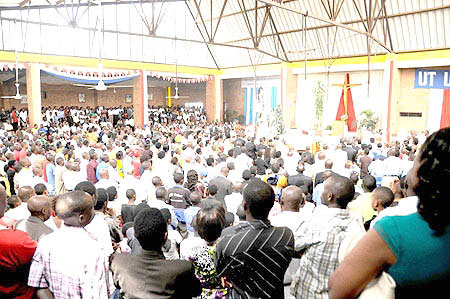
[232,182,243,193]
[321,175,355,209]
[281,186,304,212]
[55,191,94,227]
[18,186,35,203]
[27,195,52,221]
[189,191,202,206]
[152,176,162,187]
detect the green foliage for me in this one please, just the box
[270,105,285,134]
[359,109,379,131]
[313,81,326,129]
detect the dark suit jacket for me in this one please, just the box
[209,176,233,210]
[288,174,313,194]
[111,250,201,299]
[14,216,53,242]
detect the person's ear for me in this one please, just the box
[164,231,168,243]
[242,200,248,211]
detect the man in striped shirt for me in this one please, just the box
[216,178,294,299]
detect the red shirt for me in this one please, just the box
[11,111,18,123]
[0,228,37,298]
[131,161,141,178]
[13,150,20,162]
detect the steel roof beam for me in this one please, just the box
[226,3,450,47]
[257,0,392,53]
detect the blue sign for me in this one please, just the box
[414,69,450,89]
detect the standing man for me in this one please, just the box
[291,175,363,299]
[45,154,56,195]
[111,208,201,298]
[209,167,232,210]
[0,185,37,298]
[28,191,110,298]
[86,150,99,184]
[14,195,53,242]
[216,179,294,298]
[288,163,313,195]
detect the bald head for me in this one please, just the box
[18,186,35,203]
[281,186,304,212]
[232,182,243,193]
[155,187,167,201]
[321,175,355,209]
[152,176,162,187]
[325,159,333,169]
[99,168,109,179]
[27,195,52,221]
[221,167,229,177]
[189,191,202,206]
[55,191,94,227]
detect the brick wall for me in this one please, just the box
[223,78,244,122]
[0,81,207,110]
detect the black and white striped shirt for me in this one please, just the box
[215,220,294,299]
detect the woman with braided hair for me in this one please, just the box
[184,169,205,197]
[329,127,450,299]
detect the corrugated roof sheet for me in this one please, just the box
[0,0,449,68]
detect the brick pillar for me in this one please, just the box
[0,83,3,109]
[132,70,148,128]
[382,55,401,142]
[205,75,223,122]
[26,63,42,126]
[281,65,297,129]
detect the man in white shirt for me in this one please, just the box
[5,186,35,221]
[62,163,83,191]
[224,182,243,216]
[95,168,118,190]
[270,185,311,232]
[14,158,34,189]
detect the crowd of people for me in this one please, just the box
[0,104,448,299]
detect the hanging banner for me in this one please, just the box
[415,69,450,89]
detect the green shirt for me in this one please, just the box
[374,213,450,296]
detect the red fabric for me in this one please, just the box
[13,150,20,162]
[132,161,141,178]
[19,149,27,161]
[440,89,450,129]
[0,216,16,229]
[0,229,37,299]
[335,74,357,132]
[42,160,49,182]
[11,111,18,123]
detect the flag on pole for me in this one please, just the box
[168,86,172,108]
[335,74,359,132]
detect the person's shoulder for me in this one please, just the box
[165,258,194,272]
[111,252,139,269]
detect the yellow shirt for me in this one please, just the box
[347,192,377,222]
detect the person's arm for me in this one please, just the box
[328,229,397,299]
[36,288,54,299]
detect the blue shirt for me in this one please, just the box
[312,182,325,206]
[184,206,201,235]
[96,161,108,181]
[46,163,56,192]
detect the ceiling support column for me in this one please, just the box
[26,63,42,127]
